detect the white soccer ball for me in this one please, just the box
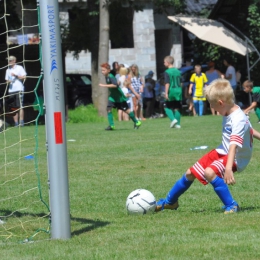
[126,189,156,215]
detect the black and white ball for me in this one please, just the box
[126,189,156,215]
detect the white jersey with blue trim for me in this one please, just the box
[216,106,253,172]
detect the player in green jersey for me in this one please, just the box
[243,80,260,123]
[163,56,182,129]
[99,63,141,130]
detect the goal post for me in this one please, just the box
[38,0,71,239]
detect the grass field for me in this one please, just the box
[1,113,260,259]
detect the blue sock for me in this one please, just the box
[166,174,193,204]
[210,176,234,207]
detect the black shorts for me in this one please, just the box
[107,100,129,111]
[164,100,182,110]
[8,91,24,108]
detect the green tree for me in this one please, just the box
[0,0,21,44]
[63,0,186,115]
[247,0,260,84]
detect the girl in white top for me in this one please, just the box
[118,67,131,121]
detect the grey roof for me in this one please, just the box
[185,0,218,14]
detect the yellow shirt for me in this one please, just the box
[190,73,208,101]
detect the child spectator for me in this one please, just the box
[205,61,222,115]
[189,65,208,116]
[242,80,260,123]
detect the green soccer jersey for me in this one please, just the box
[106,73,127,103]
[252,86,260,104]
[165,68,182,101]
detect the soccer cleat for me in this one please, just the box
[105,125,115,131]
[170,119,178,128]
[155,199,179,212]
[223,201,240,214]
[134,121,141,129]
[174,125,181,129]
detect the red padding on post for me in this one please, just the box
[54,112,63,144]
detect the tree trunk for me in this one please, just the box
[87,0,100,109]
[98,0,109,117]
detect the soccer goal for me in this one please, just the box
[0,0,70,242]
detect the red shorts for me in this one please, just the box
[190,149,237,185]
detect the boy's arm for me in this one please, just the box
[253,128,260,140]
[224,144,237,185]
[165,83,169,100]
[244,102,257,114]
[99,83,117,88]
[189,74,194,94]
[188,83,193,95]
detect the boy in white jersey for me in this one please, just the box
[156,79,260,214]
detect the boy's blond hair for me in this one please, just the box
[119,67,128,76]
[205,79,234,105]
[243,80,253,89]
[124,79,131,87]
[164,56,174,65]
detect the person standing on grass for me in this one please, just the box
[223,58,237,92]
[242,80,260,123]
[155,79,260,214]
[99,63,141,130]
[189,64,208,116]
[129,64,145,121]
[5,55,27,126]
[205,61,222,115]
[163,56,182,129]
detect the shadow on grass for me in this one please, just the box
[71,216,110,236]
[0,210,110,237]
[0,209,48,219]
[191,206,260,213]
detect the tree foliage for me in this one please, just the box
[0,0,21,44]
[247,1,260,83]
[153,0,185,14]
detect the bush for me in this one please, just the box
[68,105,118,123]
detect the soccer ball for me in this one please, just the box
[126,189,156,215]
[0,119,5,133]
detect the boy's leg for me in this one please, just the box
[155,170,194,212]
[106,101,115,130]
[126,108,141,129]
[255,107,260,122]
[126,109,138,123]
[199,100,204,116]
[193,99,199,115]
[107,111,114,127]
[164,102,178,127]
[205,168,239,213]
[173,109,181,126]
[163,102,174,121]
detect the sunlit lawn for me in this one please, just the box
[0,113,260,259]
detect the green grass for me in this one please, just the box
[1,113,260,259]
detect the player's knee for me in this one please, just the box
[106,107,111,113]
[204,167,216,182]
[185,169,196,181]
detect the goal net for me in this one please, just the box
[0,0,50,242]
